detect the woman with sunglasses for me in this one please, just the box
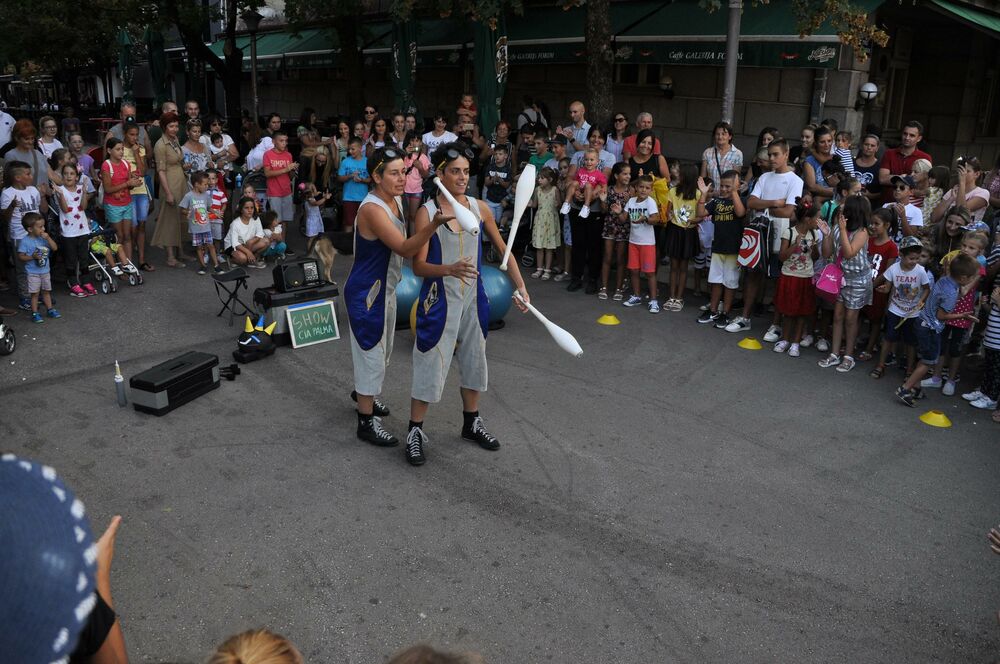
[404,142,530,466]
[344,147,455,448]
[361,104,378,138]
[605,112,630,164]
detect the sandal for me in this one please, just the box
[869,365,884,379]
[166,260,187,269]
[857,351,873,362]
[140,262,156,272]
[541,269,551,280]
[597,287,608,300]
[531,268,543,279]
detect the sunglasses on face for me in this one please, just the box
[894,185,909,191]
[614,117,627,122]
[436,147,475,171]
[365,109,376,114]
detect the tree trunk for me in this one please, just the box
[335,18,364,115]
[585,0,614,129]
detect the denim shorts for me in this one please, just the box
[914,320,942,365]
[104,202,132,224]
[131,193,150,225]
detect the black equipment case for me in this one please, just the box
[129,352,220,416]
[253,282,340,346]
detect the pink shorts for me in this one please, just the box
[628,243,657,273]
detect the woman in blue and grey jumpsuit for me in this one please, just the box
[343,147,451,447]
[403,142,530,466]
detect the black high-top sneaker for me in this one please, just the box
[351,390,390,416]
[461,413,500,451]
[405,425,428,466]
[357,413,398,447]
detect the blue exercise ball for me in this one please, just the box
[480,265,513,323]
[395,265,422,324]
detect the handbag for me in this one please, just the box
[815,252,844,302]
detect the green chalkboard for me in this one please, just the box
[286,300,340,349]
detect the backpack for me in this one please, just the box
[738,215,771,269]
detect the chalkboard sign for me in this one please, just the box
[286,300,340,349]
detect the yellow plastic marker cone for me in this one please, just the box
[737,337,763,350]
[919,410,952,428]
[597,314,621,326]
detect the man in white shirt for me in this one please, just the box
[726,138,803,335]
[557,101,590,153]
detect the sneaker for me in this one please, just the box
[612,289,624,301]
[597,287,608,300]
[713,313,731,330]
[648,300,660,314]
[816,337,830,353]
[47,308,61,319]
[357,416,399,447]
[963,389,987,402]
[800,334,814,348]
[818,353,842,368]
[697,310,721,324]
[836,355,856,373]
[553,271,570,282]
[69,284,87,298]
[83,283,97,295]
[623,295,643,307]
[763,324,782,343]
[560,201,571,215]
[31,312,43,323]
[913,387,927,400]
[213,264,226,274]
[197,267,207,275]
[405,426,427,466]
[896,386,916,407]
[18,298,31,311]
[773,340,789,353]
[579,204,590,219]
[920,376,942,389]
[462,415,500,450]
[788,343,801,358]
[971,396,999,410]
[942,380,956,397]
[351,390,389,417]
[724,316,751,333]
[699,302,712,312]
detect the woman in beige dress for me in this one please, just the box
[151,112,190,267]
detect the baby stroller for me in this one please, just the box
[0,318,14,355]
[87,225,143,294]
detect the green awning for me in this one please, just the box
[207,28,337,71]
[927,0,1000,36]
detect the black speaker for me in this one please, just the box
[272,258,323,293]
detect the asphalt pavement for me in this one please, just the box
[2,234,999,663]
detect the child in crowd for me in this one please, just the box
[924,231,989,394]
[870,236,930,379]
[17,212,60,323]
[241,182,264,217]
[599,162,632,299]
[884,174,923,242]
[922,165,950,218]
[818,195,872,373]
[833,131,855,176]
[55,163,95,297]
[773,200,820,356]
[932,206,970,273]
[89,219,134,277]
[662,163,703,312]
[559,149,607,219]
[621,175,661,313]
[919,240,936,287]
[896,252,980,406]
[101,137,139,260]
[225,197,269,268]
[207,170,228,258]
[2,161,47,310]
[402,132,430,227]
[210,133,233,176]
[262,210,287,260]
[529,167,561,281]
[962,284,1000,413]
[909,158,932,208]
[303,182,331,253]
[179,171,222,275]
[337,137,369,233]
[529,135,552,170]
[859,208,899,361]
[484,144,513,223]
[666,158,681,188]
[696,169,745,326]
[554,156,573,282]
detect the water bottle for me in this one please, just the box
[235,173,243,191]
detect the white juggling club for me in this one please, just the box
[433,177,479,235]
[514,292,583,358]
[500,163,536,271]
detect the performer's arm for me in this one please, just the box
[361,203,451,258]
[411,205,479,282]
[479,200,530,309]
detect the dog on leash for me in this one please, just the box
[309,231,354,284]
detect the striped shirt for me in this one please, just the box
[985,301,1000,351]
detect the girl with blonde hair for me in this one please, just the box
[208,628,303,664]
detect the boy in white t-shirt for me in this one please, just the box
[1,161,48,310]
[726,139,803,334]
[883,174,923,243]
[621,175,661,313]
[870,235,930,378]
